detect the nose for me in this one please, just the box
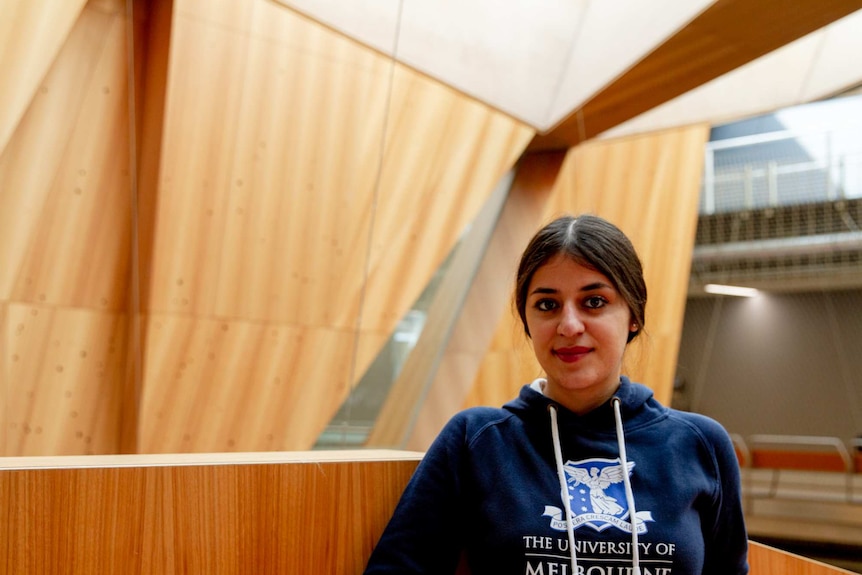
[557,303,584,336]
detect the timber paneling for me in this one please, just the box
[365,169,515,448]
[0,451,422,575]
[404,151,566,449]
[0,0,531,456]
[0,0,133,456]
[138,314,356,453]
[5,304,127,455]
[749,541,856,575]
[0,0,88,157]
[138,0,531,453]
[0,0,131,308]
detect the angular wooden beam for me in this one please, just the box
[528,0,862,152]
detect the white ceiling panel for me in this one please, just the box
[276,0,587,128]
[273,0,862,136]
[547,0,714,128]
[272,0,402,54]
[600,11,862,140]
[273,0,716,130]
[396,0,585,129]
[798,9,862,102]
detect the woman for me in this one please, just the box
[364,214,748,575]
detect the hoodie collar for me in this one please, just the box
[506,375,657,432]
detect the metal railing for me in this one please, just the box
[702,129,862,214]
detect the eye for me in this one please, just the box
[583,295,608,309]
[534,298,559,312]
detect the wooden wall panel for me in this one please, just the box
[0,0,87,157]
[0,0,530,456]
[5,304,127,455]
[0,451,422,575]
[139,0,532,453]
[138,314,356,452]
[463,317,540,409]
[0,302,7,451]
[0,0,131,306]
[366,170,514,448]
[360,75,533,334]
[147,0,383,326]
[468,125,709,412]
[147,0,531,329]
[550,125,709,404]
[0,0,134,456]
[403,152,566,450]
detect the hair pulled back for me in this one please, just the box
[515,214,647,342]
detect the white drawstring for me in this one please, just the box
[548,405,578,573]
[547,391,641,575]
[612,397,641,575]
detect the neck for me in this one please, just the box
[540,378,622,415]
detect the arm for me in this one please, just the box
[364,416,470,574]
[702,426,749,575]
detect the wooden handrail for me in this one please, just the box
[749,541,857,574]
[0,450,423,575]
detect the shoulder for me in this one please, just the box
[441,406,517,444]
[418,407,518,471]
[668,409,732,442]
[664,408,738,463]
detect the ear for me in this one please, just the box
[627,322,639,343]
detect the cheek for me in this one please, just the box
[603,316,634,346]
[525,316,551,346]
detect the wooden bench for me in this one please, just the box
[746,435,854,502]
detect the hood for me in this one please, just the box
[502,375,664,433]
[504,374,657,575]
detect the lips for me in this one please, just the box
[554,346,591,363]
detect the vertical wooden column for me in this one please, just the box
[122,0,175,453]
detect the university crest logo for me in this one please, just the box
[543,457,654,534]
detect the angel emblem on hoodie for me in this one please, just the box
[543,457,654,534]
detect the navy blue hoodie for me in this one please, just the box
[364,377,748,575]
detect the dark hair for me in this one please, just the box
[515,214,646,342]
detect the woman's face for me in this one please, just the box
[524,254,636,414]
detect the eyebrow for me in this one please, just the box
[580,282,613,292]
[529,282,614,297]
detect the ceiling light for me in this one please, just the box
[703,284,760,297]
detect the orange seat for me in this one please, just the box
[751,449,849,473]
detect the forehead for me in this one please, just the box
[528,254,615,291]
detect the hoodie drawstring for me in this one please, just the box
[612,397,641,575]
[548,398,642,575]
[548,405,578,573]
